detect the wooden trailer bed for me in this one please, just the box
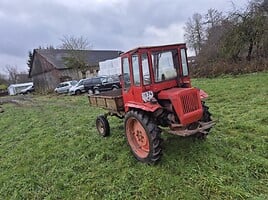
[87,89,124,112]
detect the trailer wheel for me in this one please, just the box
[125,110,162,164]
[96,115,110,137]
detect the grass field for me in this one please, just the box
[0,72,267,199]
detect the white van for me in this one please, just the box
[54,80,77,94]
[69,79,87,95]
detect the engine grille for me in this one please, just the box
[180,92,200,114]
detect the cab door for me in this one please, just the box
[121,54,143,105]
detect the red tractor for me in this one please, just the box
[88,43,215,164]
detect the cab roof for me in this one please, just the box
[122,43,186,56]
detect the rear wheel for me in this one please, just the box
[96,115,110,137]
[125,110,162,164]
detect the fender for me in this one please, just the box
[196,88,209,100]
[124,101,162,113]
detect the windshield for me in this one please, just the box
[71,81,78,86]
[152,50,178,82]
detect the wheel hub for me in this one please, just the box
[134,130,146,146]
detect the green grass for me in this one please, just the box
[0,72,267,199]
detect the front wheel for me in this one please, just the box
[96,115,110,137]
[124,110,162,164]
[196,102,212,139]
[75,90,81,95]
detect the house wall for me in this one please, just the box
[32,52,80,93]
[33,69,80,93]
[82,66,99,78]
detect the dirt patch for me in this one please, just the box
[0,95,34,112]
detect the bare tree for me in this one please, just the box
[59,35,92,78]
[196,9,226,62]
[184,13,205,55]
[59,35,92,50]
[205,8,223,28]
[5,65,18,84]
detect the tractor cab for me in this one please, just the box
[121,43,191,98]
[120,43,205,126]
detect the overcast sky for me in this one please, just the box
[0,0,248,74]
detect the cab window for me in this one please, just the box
[132,54,140,86]
[122,57,131,89]
[141,53,151,85]
[152,50,178,82]
[181,49,189,76]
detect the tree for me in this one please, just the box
[220,0,268,61]
[59,35,91,50]
[5,65,18,84]
[204,8,223,28]
[184,13,205,55]
[196,9,226,62]
[59,35,92,78]
[27,51,33,73]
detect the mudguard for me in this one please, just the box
[196,88,209,100]
[124,101,162,113]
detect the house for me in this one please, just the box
[29,49,122,93]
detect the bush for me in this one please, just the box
[190,59,268,78]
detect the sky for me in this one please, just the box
[0,0,249,75]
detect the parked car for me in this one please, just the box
[84,75,121,94]
[69,79,88,95]
[54,80,77,94]
[19,85,35,95]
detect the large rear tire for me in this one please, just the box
[124,110,162,164]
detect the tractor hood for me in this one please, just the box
[158,87,203,125]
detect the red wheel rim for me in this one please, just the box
[126,117,149,158]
